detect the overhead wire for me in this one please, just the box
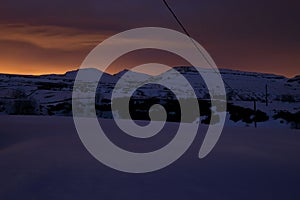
[162,0,250,101]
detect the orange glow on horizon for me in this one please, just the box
[0,23,298,78]
[0,63,297,78]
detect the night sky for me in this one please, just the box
[0,0,299,77]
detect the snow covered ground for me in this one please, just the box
[0,67,299,128]
[0,116,299,199]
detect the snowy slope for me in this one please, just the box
[0,67,299,127]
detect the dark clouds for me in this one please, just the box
[0,0,299,76]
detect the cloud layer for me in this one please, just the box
[0,0,299,77]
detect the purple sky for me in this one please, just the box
[0,0,299,77]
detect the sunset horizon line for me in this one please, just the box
[0,65,297,78]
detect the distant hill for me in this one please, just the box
[0,67,299,128]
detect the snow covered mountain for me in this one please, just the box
[0,67,299,128]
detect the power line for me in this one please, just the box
[162,0,191,37]
[162,0,248,102]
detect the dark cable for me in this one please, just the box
[162,0,191,37]
[162,0,248,101]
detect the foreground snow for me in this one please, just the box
[0,116,299,199]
